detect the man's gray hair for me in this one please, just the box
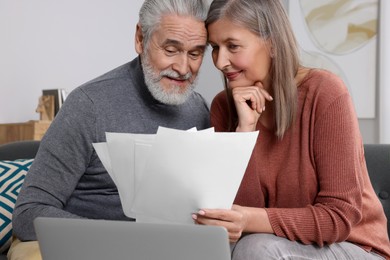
[139,0,209,48]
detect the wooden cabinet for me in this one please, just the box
[0,120,51,145]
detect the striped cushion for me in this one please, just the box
[0,159,33,253]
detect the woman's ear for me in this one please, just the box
[270,47,275,58]
[268,38,275,58]
[135,23,144,54]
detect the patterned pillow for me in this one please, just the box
[0,159,33,253]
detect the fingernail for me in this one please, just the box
[270,96,273,101]
[263,106,266,111]
[198,210,205,215]
[192,214,197,220]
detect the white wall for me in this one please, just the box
[0,0,223,124]
[2,0,387,143]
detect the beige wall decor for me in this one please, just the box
[288,0,378,119]
[36,95,55,121]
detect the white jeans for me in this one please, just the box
[231,234,384,260]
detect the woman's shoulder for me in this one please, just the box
[298,68,354,116]
[211,90,228,108]
[300,68,350,97]
[213,90,227,99]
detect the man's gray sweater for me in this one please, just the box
[12,57,210,240]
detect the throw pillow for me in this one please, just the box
[0,159,33,253]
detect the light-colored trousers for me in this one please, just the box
[7,238,41,260]
[231,233,385,260]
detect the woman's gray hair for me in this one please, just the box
[139,0,210,48]
[206,0,300,138]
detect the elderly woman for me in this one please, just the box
[193,0,390,259]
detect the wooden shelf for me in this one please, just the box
[0,120,51,145]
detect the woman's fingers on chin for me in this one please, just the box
[259,88,273,101]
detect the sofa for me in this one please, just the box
[0,141,40,260]
[0,141,389,259]
[364,144,390,236]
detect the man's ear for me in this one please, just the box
[135,23,144,54]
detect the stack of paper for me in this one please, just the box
[93,127,258,224]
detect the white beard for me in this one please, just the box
[141,53,198,105]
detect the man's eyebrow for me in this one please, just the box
[162,39,207,51]
[162,39,183,47]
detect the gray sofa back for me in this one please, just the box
[0,140,40,160]
[364,144,390,237]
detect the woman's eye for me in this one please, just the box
[228,44,239,50]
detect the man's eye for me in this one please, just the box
[189,51,203,59]
[165,48,178,55]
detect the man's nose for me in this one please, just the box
[172,53,190,76]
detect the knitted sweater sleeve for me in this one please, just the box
[12,88,97,241]
[209,75,367,245]
[266,89,364,245]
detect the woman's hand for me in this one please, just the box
[232,82,273,132]
[192,205,248,243]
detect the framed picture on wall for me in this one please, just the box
[288,0,378,119]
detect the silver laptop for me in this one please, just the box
[34,217,231,260]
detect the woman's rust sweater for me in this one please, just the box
[210,69,390,259]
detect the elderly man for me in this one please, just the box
[9,0,210,259]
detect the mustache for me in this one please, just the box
[157,70,192,81]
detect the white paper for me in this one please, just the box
[131,128,258,224]
[104,132,155,218]
[93,127,258,224]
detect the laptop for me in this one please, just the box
[34,217,231,260]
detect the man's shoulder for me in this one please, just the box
[74,58,142,99]
[81,61,134,90]
[59,59,140,110]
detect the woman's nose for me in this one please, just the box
[213,48,230,71]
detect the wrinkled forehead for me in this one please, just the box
[153,14,207,48]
